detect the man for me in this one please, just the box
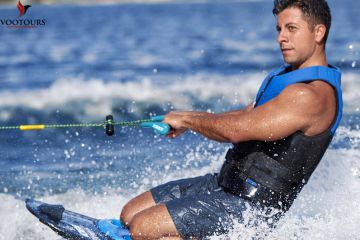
[120,0,342,239]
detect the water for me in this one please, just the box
[0,0,359,239]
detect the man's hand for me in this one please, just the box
[163,111,212,138]
[163,112,188,138]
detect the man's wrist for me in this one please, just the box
[182,112,212,130]
[182,114,194,129]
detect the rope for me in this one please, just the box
[0,119,154,131]
[0,126,20,130]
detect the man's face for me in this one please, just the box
[276,7,317,68]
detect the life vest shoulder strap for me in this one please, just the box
[255,65,342,134]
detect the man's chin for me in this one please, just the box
[283,57,297,65]
[282,58,302,69]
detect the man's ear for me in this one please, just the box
[314,24,326,44]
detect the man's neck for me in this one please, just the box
[292,47,328,70]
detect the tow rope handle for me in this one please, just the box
[139,115,171,136]
[105,115,171,136]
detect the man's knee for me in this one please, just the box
[129,213,165,240]
[120,191,157,225]
[120,202,133,225]
[129,204,180,240]
[129,213,147,240]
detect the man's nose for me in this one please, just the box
[277,30,288,44]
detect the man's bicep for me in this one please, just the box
[220,103,254,117]
[241,85,317,141]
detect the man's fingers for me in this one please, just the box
[166,128,187,138]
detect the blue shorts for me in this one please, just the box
[150,173,282,239]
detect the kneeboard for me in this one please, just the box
[25,199,131,240]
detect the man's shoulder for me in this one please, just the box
[279,80,335,113]
[279,83,319,103]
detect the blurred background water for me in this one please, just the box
[0,0,359,239]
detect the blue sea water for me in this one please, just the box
[0,0,359,239]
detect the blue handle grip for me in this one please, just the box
[150,115,165,122]
[140,121,170,135]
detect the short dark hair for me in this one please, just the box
[273,0,332,45]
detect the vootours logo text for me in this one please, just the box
[1,1,46,29]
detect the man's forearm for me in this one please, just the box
[164,104,255,142]
[182,113,245,143]
[177,105,253,142]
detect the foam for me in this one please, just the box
[266,148,360,240]
[1,135,360,239]
[341,72,360,112]
[0,190,129,240]
[129,53,170,67]
[334,126,360,149]
[0,72,265,120]
[0,71,358,119]
[213,147,360,239]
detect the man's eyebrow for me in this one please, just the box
[285,22,299,27]
[276,22,299,29]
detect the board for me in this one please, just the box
[25,199,131,240]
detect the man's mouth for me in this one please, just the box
[281,47,294,53]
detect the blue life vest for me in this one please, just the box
[218,65,342,211]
